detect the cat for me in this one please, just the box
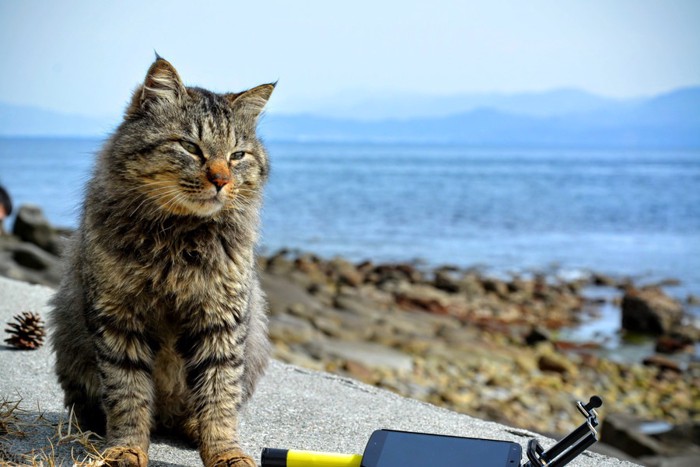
[49,56,274,467]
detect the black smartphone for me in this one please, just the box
[361,429,522,467]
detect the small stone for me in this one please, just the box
[308,340,413,372]
[524,326,552,346]
[433,269,461,293]
[481,278,508,297]
[655,334,693,354]
[592,273,618,287]
[537,351,578,376]
[344,361,376,382]
[642,355,682,373]
[268,314,317,344]
[328,257,364,287]
[266,250,294,275]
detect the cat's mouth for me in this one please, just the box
[143,180,235,217]
[191,191,226,214]
[149,190,227,218]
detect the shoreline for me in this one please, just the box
[1,204,699,464]
[0,278,637,466]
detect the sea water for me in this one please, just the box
[1,138,699,303]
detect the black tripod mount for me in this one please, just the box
[522,395,603,467]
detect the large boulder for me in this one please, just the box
[602,414,700,466]
[621,288,684,335]
[0,232,62,287]
[600,413,670,458]
[11,204,66,256]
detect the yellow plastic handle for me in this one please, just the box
[287,450,363,467]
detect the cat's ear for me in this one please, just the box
[126,57,186,117]
[225,83,275,120]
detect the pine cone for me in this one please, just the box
[4,311,45,350]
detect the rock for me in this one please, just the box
[307,340,413,372]
[433,268,461,293]
[600,413,670,458]
[642,355,683,373]
[621,288,684,335]
[313,308,377,341]
[268,314,318,344]
[593,273,618,287]
[688,294,700,306]
[343,360,376,382]
[333,292,384,319]
[260,271,323,315]
[271,344,325,371]
[266,250,294,275]
[524,326,552,346]
[655,334,693,354]
[537,351,578,376]
[368,263,423,286]
[648,278,683,288]
[293,253,321,273]
[327,257,364,287]
[386,309,446,340]
[481,277,508,297]
[12,242,58,271]
[638,454,700,467]
[602,415,700,466]
[0,235,62,287]
[289,255,329,291]
[459,273,484,297]
[508,277,535,297]
[393,283,452,314]
[11,204,65,255]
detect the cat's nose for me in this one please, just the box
[207,171,231,191]
[207,162,231,191]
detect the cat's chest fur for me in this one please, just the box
[86,217,253,323]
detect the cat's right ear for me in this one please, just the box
[126,58,186,118]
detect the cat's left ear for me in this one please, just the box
[126,57,187,117]
[225,83,276,120]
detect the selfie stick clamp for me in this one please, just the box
[522,395,602,467]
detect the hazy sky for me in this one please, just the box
[1,0,698,116]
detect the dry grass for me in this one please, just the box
[0,397,106,466]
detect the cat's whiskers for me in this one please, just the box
[127,185,183,218]
[152,188,192,215]
[221,188,259,213]
[120,180,178,212]
[119,181,177,201]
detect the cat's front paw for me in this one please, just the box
[102,446,148,467]
[209,448,257,467]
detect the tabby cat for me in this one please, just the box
[49,57,274,467]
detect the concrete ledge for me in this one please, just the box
[0,277,638,466]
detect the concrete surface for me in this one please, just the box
[0,276,638,466]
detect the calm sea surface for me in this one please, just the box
[1,138,699,301]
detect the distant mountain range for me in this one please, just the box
[0,103,118,137]
[289,87,641,120]
[1,87,699,148]
[261,87,700,148]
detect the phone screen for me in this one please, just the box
[361,429,522,467]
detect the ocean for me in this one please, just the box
[1,138,699,302]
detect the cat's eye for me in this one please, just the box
[231,151,246,161]
[180,141,202,156]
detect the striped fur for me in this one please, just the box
[49,58,274,467]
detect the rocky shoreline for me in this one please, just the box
[1,204,699,466]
